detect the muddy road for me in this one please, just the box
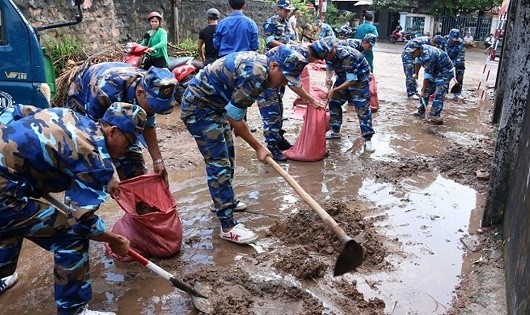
[0,43,506,314]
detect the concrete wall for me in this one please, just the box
[14,0,275,50]
[484,0,530,313]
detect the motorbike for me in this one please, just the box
[122,34,202,103]
[334,26,356,39]
[389,30,415,43]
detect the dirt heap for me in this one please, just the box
[269,200,389,270]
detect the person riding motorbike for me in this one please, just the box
[141,11,170,70]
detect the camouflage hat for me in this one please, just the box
[277,0,294,10]
[362,33,377,46]
[431,35,445,47]
[141,66,178,115]
[310,37,335,59]
[404,39,423,53]
[101,102,147,147]
[271,45,308,87]
[449,28,460,40]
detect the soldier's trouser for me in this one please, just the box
[328,80,374,139]
[180,99,238,229]
[257,86,286,146]
[401,53,417,96]
[419,74,452,117]
[0,191,91,315]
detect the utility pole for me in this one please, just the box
[173,0,180,44]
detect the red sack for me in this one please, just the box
[106,173,182,262]
[284,105,328,162]
[292,86,328,120]
[370,75,379,113]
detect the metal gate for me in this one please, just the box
[434,14,492,41]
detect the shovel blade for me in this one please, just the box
[333,239,364,276]
[170,277,208,298]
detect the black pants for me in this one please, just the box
[143,56,168,70]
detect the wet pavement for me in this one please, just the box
[0,43,498,314]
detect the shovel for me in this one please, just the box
[265,156,364,276]
[42,194,207,298]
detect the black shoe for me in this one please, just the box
[276,138,293,151]
[268,146,287,161]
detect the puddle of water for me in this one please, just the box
[355,174,478,313]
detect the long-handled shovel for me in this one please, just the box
[265,156,364,276]
[127,249,207,298]
[42,194,207,298]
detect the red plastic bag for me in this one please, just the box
[370,75,379,113]
[292,86,328,120]
[106,173,182,262]
[284,105,328,162]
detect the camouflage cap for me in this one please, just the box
[277,0,295,10]
[431,35,445,47]
[449,28,460,40]
[310,37,335,59]
[404,39,423,53]
[270,45,308,86]
[101,102,147,147]
[362,33,377,46]
[141,66,178,115]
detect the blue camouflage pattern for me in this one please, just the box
[258,44,309,146]
[180,52,271,229]
[401,36,444,96]
[263,14,292,51]
[318,23,336,40]
[0,105,113,314]
[414,45,454,118]
[66,62,155,179]
[445,38,466,93]
[327,46,374,139]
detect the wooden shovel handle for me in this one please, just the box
[266,156,351,245]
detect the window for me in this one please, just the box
[0,9,6,45]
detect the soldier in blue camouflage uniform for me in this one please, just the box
[257,43,328,161]
[259,0,299,161]
[66,62,177,184]
[316,19,336,40]
[402,35,445,99]
[180,48,307,244]
[444,29,466,99]
[406,42,454,125]
[0,103,147,315]
[321,38,376,152]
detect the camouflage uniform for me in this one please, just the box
[318,22,336,40]
[327,45,374,140]
[414,45,454,118]
[257,44,308,153]
[260,14,295,157]
[263,14,293,51]
[66,62,156,179]
[180,50,305,228]
[402,36,432,97]
[0,105,113,314]
[180,52,272,229]
[445,38,466,94]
